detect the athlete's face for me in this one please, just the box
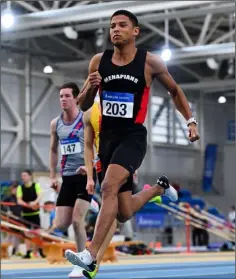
[110,15,139,47]
[59,88,77,111]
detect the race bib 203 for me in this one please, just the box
[102,91,134,118]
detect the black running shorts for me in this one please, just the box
[57,172,96,207]
[98,127,147,192]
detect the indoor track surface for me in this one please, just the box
[1,252,235,279]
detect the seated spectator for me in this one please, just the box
[228,206,235,226]
[2,181,22,217]
[43,201,67,237]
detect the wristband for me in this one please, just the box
[187,117,198,126]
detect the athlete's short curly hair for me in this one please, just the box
[111,10,139,27]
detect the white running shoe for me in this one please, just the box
[68,265,84,278]
[65,249,96,272]
[164,185,178,202]
[157,175,178,202]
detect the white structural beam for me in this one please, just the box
[142,22,186,47]
[38,1,50,10]
[1,89,23,127]
[55,59,89,70]
[1,66,50,79]
[32,84,55,122]
[197,13,213,45]
[1,67,85,84]
[166,42,235,59]
[1,89,23,164]
[31,141,48,168]
[32,129,50,137]
[2,3,233,41]
[62,1,73,8]
[175,18,193,45]
[74,1,91,6]
[224,92,235,97]
[24,49,32,166]
[4,1,216,32]
[15,1,41,12]
[210,29,235,44]
[1,126,20,133]
[1,135,22,164]
[55,42,235,70]
[204,88,235,94]
[51,1,60,9]
[101,28,110,52]
[180,79,235,91]
[205,17,224,43]
[31,38,51,66]
[177,65,202,81]
[184,22,224,37]
[50,36,88,59]
[136,32,157,46]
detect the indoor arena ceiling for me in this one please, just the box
[1,1,235,100]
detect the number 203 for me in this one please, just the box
[105,102,127,116]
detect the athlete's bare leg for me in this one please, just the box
[55,206,73,231]
[72,199,90,251]
[87,164,128,258]
[87,165,165,258]
[64,171,176,270]
[55,200,90,252]
[96,219,117,264]
[117,186,164,222]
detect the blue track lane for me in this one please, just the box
[1,261,235,279]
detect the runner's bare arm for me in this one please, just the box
[78,53,103,112]
[148,53,192,121]
[49,118,59,179]
[83,111,95,180]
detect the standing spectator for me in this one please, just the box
[2,181,22,256]
[16,169,44,258]
[228,206,235,226]
[191,205,208,246]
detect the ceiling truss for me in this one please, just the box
[1,0,235,98]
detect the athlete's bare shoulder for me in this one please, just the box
[92,52,103,62]
[83,109,92,127]
[89,52,104,73]
[146,51,167,76]
[50,116,60,133]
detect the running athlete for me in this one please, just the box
[65,10,200,272]
[82,101,163,279]
[49,82,96,278]
[82,101,116,278]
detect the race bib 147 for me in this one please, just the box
[60,138,81,155]
[102,91,134,118]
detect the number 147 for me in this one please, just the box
[63,144,75,153]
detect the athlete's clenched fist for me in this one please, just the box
[88,71,102,87]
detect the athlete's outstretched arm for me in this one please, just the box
[149,53,200,142]
[78,53,103,112]
[49,119,59,180]
[83,110,96,194]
